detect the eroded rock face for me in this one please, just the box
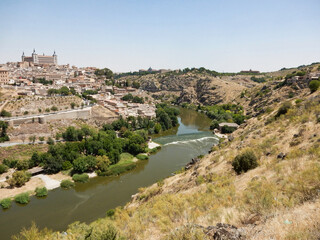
[177,87,199,104]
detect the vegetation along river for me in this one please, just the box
[0,108,219,239]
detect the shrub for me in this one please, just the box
[232,150,258,174]
[136,154,149,160]
[102,163,136,176]
[7,171,31,187]
[35,187,48,197]
[60,180,75,189]
[72,173,89,183]
[275,102,292,118]
[14,192,30,204]
[0,164,8,174]
[0,198,12,209]
[106,209,115,217]
[309,80,320,93]
[51,106,58,111]
[221,125,237,134]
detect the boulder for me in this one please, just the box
[204,223,244,240]
[277,152,286,159]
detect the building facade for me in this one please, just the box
[0,68,9,85]
[22,49,57,65]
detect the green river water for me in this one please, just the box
[0,108,219,239]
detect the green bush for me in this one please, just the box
[60,180,75,189]
[14,192,30,204]
[72,173,89,183]
[35,187,48,197]
[232,150,258,174]
[101,163,136,176]
[7,171,31,187]
[0,164,8,174]
[221,125,237,134]
[275,102,292,118]
[136,154,149,160]
[0,198,12,209]
[309,80,320,93]
[106,209,115,217]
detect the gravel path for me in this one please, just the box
[33,174,61,190]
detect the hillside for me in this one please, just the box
[116,64,320,106]
[117,70,255,105]
[12,64,320,240]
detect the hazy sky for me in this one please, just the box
[0,0,319,72]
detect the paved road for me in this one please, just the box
[0,140,65,148]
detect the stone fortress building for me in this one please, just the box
[22,49,57,66]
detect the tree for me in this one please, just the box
[47,137,55,145]
[309,80,320,93]
[29,135,36,144]
[154,123,162,133]
[0,121,9,142]
[59,86,70,96]
[73,156,90,173]
[63,126,79,141]
[39,136,45,142]
[71,102,76,109]
[43,154,63,173]
[95,68,114,79]
[0,110,11,117]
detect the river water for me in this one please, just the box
[0,108,218,239]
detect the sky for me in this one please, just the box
[0,0,319,73]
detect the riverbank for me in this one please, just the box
[0,145,161,203]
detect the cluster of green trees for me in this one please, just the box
[114,71,155,79]
[81,89,98,103]
[251,76,266,83]
[285,71,306,80]
[201,104,245,129]
[34,78,53,85]
[95,68,114,79]
[47,86,73,96]
[105,78,141,89]
[181,103,245,132]
[121,94,144,103]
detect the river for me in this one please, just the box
[0,108,218,239]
